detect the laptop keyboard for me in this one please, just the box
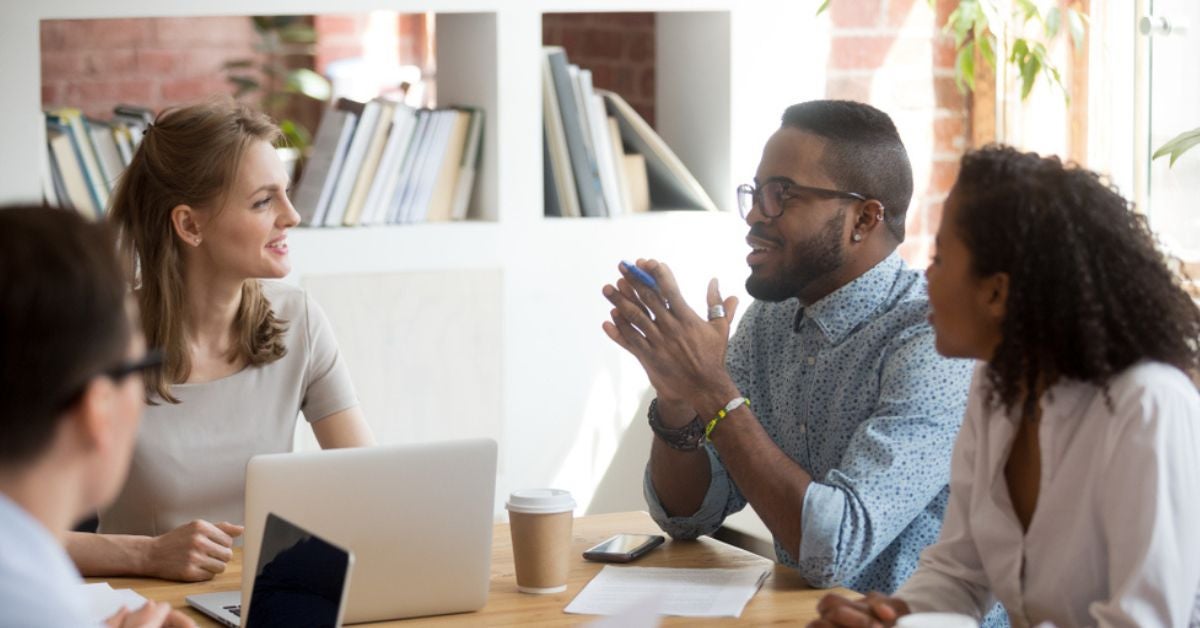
[223,605,241,617]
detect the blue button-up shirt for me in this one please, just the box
[645,253,974,594]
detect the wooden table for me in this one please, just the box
[95,511,849,625]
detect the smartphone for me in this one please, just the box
[620,260,660,293]
[582,533,666,563]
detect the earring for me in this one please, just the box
[852,233,862,242]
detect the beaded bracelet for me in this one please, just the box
[704,396,749,441]
[646,398,705,451]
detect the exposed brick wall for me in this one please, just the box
[314,14,429,77]
[40,17,259,119]
[542,13,656,127]
[826,0,970,267]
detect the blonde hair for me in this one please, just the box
[108,98,288,403]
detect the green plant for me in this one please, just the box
[1153,127,1200,166]
[223,16,331,151]
[817,1,1086,102]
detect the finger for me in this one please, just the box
[828,602,877,628]
[198,536,234,564]
[216,522,244,539]
[105,607,129,628]
[165,609,199,628]
[816,593,845,614]
[606,282,665,345]
[196,520,234,547]
[606,310,651,355]
[127,601,170,627]
[642,260,701,323]
[617,263,672,322]
[865,594,900,623]
[707,277,721,308]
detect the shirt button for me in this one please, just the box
[806,357,816,365]
[798,423,807,434]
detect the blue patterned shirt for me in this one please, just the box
[644,253,974,594]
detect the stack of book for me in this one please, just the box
[542,46,718,218]
[42,105,154,218]
[294,98,484,227]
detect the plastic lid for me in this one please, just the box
[505,488,576,514]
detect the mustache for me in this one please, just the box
[747,225,781,245]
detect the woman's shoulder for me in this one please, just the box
[258,279,309,318]
[1104,361,1200,427]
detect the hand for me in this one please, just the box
[602,259,740,417]
[809,592,910,627]
[104,601,197,628]
[144,520,243,582]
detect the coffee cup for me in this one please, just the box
[506,488,576,594]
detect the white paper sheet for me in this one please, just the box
[565,565,771,618]
[81,582,151,622]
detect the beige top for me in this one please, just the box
[99,281,358,535]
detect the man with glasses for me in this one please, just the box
[602,100,975,596]
[0,206,191,627]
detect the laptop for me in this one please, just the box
[188,512,354,627]
[242,438,496,623]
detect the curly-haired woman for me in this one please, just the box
[812,145,1200,627]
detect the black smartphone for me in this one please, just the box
[582,533,666,563]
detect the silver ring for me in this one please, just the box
[707,304,726,320]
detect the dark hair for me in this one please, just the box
[952,145,1200,417]
[0,206,131,468]
[781,100,913,242]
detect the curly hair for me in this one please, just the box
[952,145,1200,417]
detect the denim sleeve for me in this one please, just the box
[789,326,973,587]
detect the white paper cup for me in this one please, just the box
[506,489,576,594]
[897,612,980,628]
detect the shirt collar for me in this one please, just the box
[795,253,906,345]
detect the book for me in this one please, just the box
[542,50,580,218]
[45,120,98,217]
[623,153,651,214]
[323,98,379,227]
[599,90,718,212]
[425,109,472,223]
[361,104,419,225]
[112,104,154,149]
[449,108,484,221]
[544,47,607,217]
[293,99,359,226]
[39,120,61,207]
[607,116,636,216]
[342,99,396,226]
[580,70,623,216]
[85,117,125,192]
[46,108,108,212]
[385,109,434,224]
[112,123,135,166]
[403,109,455,223]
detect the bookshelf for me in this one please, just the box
[2,0,829,516]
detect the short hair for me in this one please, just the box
[952,145,1200,416]
[0,206,131,468]
[781,100,913,242]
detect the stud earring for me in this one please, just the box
[852,233,862,242]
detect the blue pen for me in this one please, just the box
[620,260,660,293]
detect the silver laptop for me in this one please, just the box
[188,512,354,627]
[240,439,497,623]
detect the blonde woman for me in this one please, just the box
[66,99,375,581]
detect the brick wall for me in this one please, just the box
[40,17,259,119]
[314,14,429,77]
[826,0,970,266]
[542,13,656,127]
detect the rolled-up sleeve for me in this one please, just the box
[791,328,972,587]
[643,445,744,539]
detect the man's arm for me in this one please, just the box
[646,397,712,518]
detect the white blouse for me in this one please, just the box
[897,362,1200,628]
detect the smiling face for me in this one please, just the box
[193,139,299,281]
[925,189,1006,360]
[744,128,854,303]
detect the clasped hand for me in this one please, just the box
[601,259,739,414]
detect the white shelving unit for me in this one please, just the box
[1,0,830,516]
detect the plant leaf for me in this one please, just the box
[222,59,255,70]
[816,0,831,16]
[1153,128,1200,166]
[1067,8,1086,51]
[285,68,332,101]
[955,42,976,93]
[979,33,997,69]
[1044,7,1061,38]
[1020,54,1040,99]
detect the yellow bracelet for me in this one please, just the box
[704,396,749,442]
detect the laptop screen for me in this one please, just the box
[245,512,352,628]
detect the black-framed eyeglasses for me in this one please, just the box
[736,180,869,219]
[57,348,164,410]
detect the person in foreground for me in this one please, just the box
[0,206,193,627]
[812,145,1200,627]
[602,100,978,595]
[66,98,376,582]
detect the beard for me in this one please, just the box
[745,207,846,302]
